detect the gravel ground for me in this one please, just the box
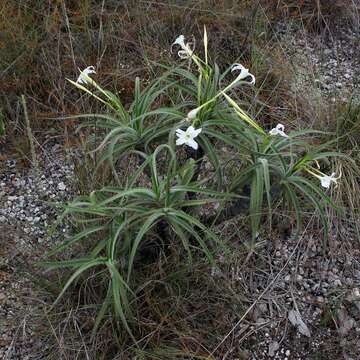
[0,148,74,359]
[1,18,360,360]
[213,224,360,359]
[281,20,360,103]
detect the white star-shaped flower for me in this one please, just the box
[176,126,202,150]
[172,35,195,59]
[76,66,96,85]
[269,123,288,138]
[231,63,255,85]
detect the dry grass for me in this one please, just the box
[0,1,285,138]
[262,0,360,32]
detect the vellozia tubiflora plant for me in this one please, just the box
[46,26,344,341]
[44,144,237,337]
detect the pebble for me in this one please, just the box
[57,182,66,191]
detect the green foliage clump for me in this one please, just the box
[44,27,343,342]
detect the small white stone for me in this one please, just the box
[57,182,66,191]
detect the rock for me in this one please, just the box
[258,302,268,314]
[288,309,311,337]
[354,270,360,280]
[268,341,279,357]
[337,308,355,336]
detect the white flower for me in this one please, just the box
[269,123,288,138]
[76,66,96,85]
[231,63,255,85]
[306,168,341,189]
[317,172,340,189]
[172,35,195,59]
[176,126,202,150]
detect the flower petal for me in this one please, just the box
[270,124,288,137]
[231,63,255,84]
[83,66,96,75]
[276,124,285,132]
[186,138,198,150]
[192,128,202,137]
[320,177,331,188]
[178,50,190,59]
[231,63,246,73]
[173,35,185,48]
[76,76,85,84]
[76,66,96,84]
[176,136,186,146]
